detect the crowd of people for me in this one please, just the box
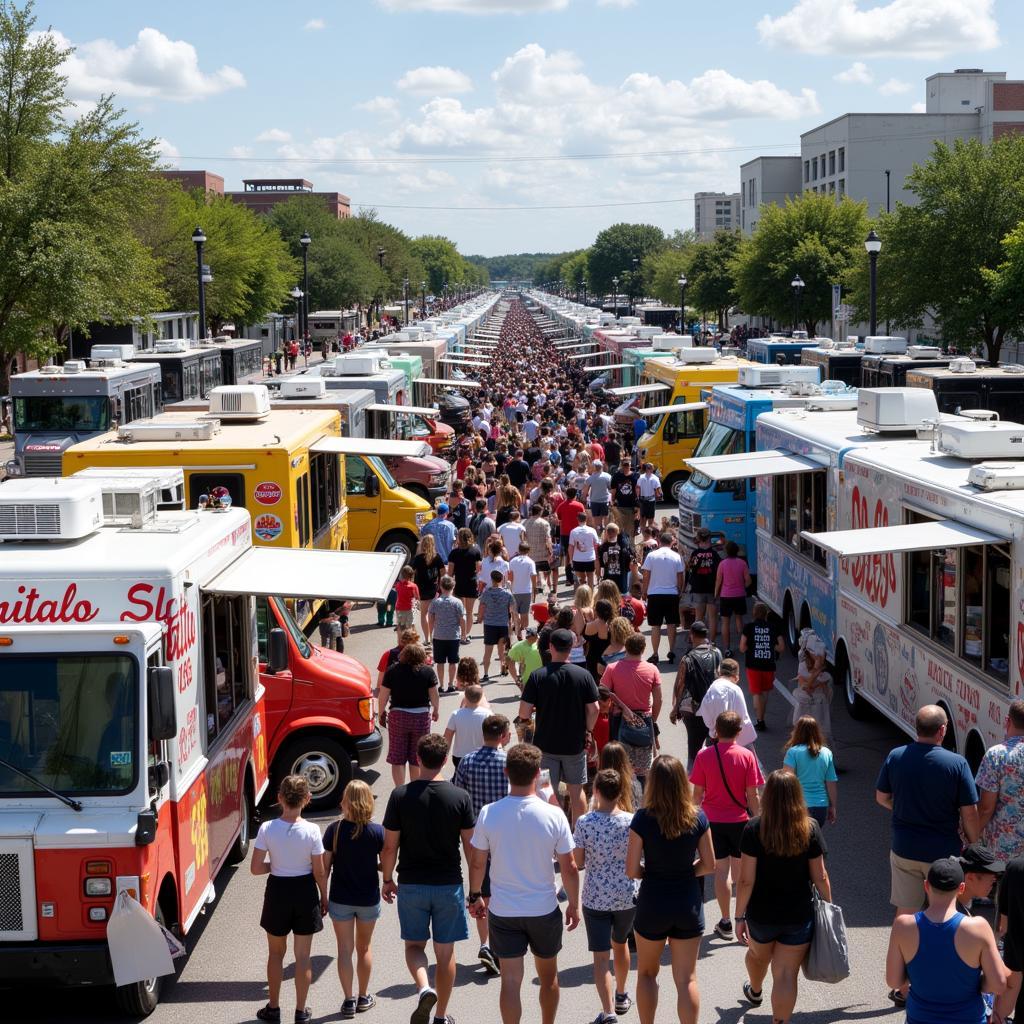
[248,297,1024,1024]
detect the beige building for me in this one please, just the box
[693,191,740,239]
[739,156,802,235]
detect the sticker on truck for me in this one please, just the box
[254,481,282,505]
[254,513,284,541]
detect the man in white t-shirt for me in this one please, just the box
[498,509,527,556]
[641,532,686,664]
[582,460,613,529]
[443,685,491,767]
[508,543,539,636]
[469,743,579,1024]
[636,463,663,529]
[698,658,758,748]
[568,512,601,588]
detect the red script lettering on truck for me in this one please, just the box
[121,583,197,660]
[849,485,896,609]
[0,583,99,624]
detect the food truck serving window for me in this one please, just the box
[774,471,827,567]
[311,452,342,536]
[0,654,138,795]
[201,593,251,743]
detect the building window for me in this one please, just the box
[829,150,836,175]
[829,181,836,194]
[804,160,810,183]
[838,147,845,172]
[812,157,818,180]
[838,178,845,196]
[821,154,826,176]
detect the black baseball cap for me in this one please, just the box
[690,620,709,636]
[927,857,965,892]
[549,628,575,652]
[959,844,1006,875]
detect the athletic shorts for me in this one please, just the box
[572,560,596,574]
[432,638,461,664]
[582,906,636,952]
[683,591,713,609]
[541,749,588,789]
[646,593,680,627]
[709,820,747,860]
[560,534,571,555]
[746,668,776,695]
[890,850,930,910]
[719,596,747,617]
[488,908,563,959]
[535,560,551,573]
[454,581,477,599]
[634,880,704,941]
[514,593,532,614]
[386,708,431,766]
[747,917,813,947]
[328,900,381,923]
[483,624,510,646]
[397,883,469,944]
[639,499,657,519]
[590,501,609,518]
[260,874,324,937]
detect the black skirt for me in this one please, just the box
[260,873,323,937]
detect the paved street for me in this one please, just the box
[19,562,917,1024]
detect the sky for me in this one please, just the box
[36,0,1020,255]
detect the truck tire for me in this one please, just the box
[783,596,800,655]
[113,904,168,1017]
[377,531,416,563]
[279,735,353,811]
[839,647,871,721]
[226,785,252,865]
[665,473,689,503]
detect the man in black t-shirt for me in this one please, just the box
[610,460,640,541]
[518,628,600,826]
[382,733,475,1024]
[506,449,531,492]
[740,602,784,731]
[684,528,721,640]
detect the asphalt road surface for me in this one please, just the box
[21,567,918,1024]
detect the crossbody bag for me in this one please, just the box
[712,740,751,816]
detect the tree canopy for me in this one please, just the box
[586,223,666,295]
[688,231,742,330]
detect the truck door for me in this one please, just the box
[345,454,380,550]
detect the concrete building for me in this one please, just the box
[739,156,802,235]
[693,191,740,238]
[226,179,351,219]
[800,70,1024,217]
[157,170,225,195]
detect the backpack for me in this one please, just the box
[680,644,722,711]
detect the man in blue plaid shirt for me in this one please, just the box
[453,713,511,976]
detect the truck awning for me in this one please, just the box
[606,383,671,397]
[310,436,432,458]
[417,377,481,389]
[802,520,1002,558]
[567,351,612,361]
[686,449,821,482]
[638,401,708,417]
[581,362,630,372]
[366,404,439,417]
[439,357,489,367]
[555,341,595,350]
[204,548,404,603]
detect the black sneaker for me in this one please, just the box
[294,1010,312,1024]
[665,651,675,664]
[714,918,733,940]
[478,944,500,975]
[482,673,490,682]
[357,995,376,1013]
[743,982,762,1006]
[614,992,632,1015]
[411,988,437,1024]
[341,999,357,1020]
[646,654,658,664]
[755,719,767,732]
[256,1007,281,1023]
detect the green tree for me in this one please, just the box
[411,235,466,295]
[339,211,425,307]
[0,1,166,391]
[689,230,742,330]
[586,223,665,295]
[642,248,692,306]
[559,250,589,294]
[732,192,869,334]
[847,137,1024,362]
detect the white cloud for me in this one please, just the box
[757,0,999,58]
[229,145,253,158]
[256,127,292,142]
[154,137,179,166]
[304,18,326,30]
[911,101,926,113]
[358,96,401,118]
[37,27,245,102]
[834,61,873,84]
[493,44,599,104]
[378,0,568,10]
[397,65,473,94]
[597,0,637,6]
[878,77,912,95]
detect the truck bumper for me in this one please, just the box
[0,942,114,986]
[353,726,384,768]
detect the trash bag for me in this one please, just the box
[106,891,175,987]
[802,888,850,984]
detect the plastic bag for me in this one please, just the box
[106,891,175,987]
[802,888,850,984]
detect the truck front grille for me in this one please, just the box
[23,453,63,477]
[0,852,23,932]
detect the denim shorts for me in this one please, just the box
[329,900,382,923]
[747,917,813,946]
[396,883,469,944]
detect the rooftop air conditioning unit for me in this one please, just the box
[153,339,189,354]
[938,419,1024,458]
[857,387,940,432]
[208,385,271,421]
[791,330,809,340]
[73,467,185,511]
[968,462,1024,491]
[803,394,860,411]
[738,365,820,388]
[1002,363,1024,374]
[90,344,135,363]
[96,480,159,527]
[864,336,909,355]
[949,357,977,373]
[673,348,719,364]
[62,360,86,374]
[330,354,387,376]
[907,345,942,358]
[818,338,836,349]
[0,478,102,541]
[618,316,641,327]
[406,327,423,340]
[653,334,691,351]
[278,377,327,400]
[635,326,660,339]
[117,419,220,442]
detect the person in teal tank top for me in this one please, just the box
[886,858,1008,1023]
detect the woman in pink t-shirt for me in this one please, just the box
[689,710,764,939]
[715,540,752,655]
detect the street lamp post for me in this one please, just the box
[420,281,427,317]
[290,286,303,343]
[791,274,805,332]
[678,274,688,335]
[299,231,311,342]
[403,277,410,325]
[865,229,882,336]
[612,275,619,317]
[631,257,639,314]
[582,283,588,307]
[192,227,207,340]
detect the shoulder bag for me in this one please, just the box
[606,686,654,748]
[802,886,851,983]
[712,740,751,816]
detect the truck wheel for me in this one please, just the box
[840,648,871,721]
[114,904,168,1016]
[784,596,800,655]
[280,736,353,811]
[666,473,689,503]
[377,531,416,563]
[226,786,252,865]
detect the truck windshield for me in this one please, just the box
[257,596,312,661]
[0,654,137,796]
[369,455,398,489]
[14,396,109,432]
[692,421,744,459]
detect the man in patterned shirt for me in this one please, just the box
[454,714,511,976]
[976,700,1024,862]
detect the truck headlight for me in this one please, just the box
[428,473,448,486]
[4,460,22,477]
[415,512,431,528]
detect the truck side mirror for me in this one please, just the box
[268,627,289,674]
[147,665,176,741]
[364,472,380,498]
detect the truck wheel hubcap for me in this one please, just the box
[293,753,337,795]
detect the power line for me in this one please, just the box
[351,197,694,211]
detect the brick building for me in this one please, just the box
[157,171,351,219]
